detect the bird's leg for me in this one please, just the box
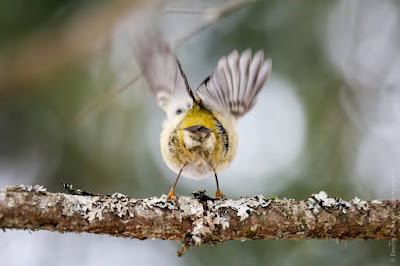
[214,171,224,198]
[167,168,183,200]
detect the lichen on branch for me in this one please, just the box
[0,185,399,257]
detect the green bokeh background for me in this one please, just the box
[0,0,396,265]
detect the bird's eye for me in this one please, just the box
[176,109,183,115]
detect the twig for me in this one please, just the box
[171,0,256,48]
[70,72,142,126]
[0,185,398,257]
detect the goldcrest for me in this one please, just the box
[134,36,271,199]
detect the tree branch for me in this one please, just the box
[0,185,398,257]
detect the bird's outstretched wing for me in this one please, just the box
[133,34,195,117]
[196,49,271,118]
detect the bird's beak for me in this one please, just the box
[182,125,213,133]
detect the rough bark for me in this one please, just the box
[0,185,399,256]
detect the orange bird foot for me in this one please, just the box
[215,189,226,199]
[167,190,177,200]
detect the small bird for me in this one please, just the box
[134,35,271,199]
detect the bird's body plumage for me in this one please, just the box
[133,33,271,197]
[160,98,238,179]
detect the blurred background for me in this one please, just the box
[0,0,399,265]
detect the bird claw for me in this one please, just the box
[215,189,226,199]
[167,190,177,201]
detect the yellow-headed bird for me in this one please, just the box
[134,36,271,199]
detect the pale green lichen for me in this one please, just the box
[176,194,272,246]
[62,194,91,217]
[111,192,128,199]
[141,195,176,211]
[180,194,274,245]
[307,191,351,214]
[191,219,212,244]
[352,197,369,211]
[210,195,271,222]
[212,215,230,230]
[6,185,47,194]
[178,197,204,221]
[4,185,390,255]
[61,193,139,223]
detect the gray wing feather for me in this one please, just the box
[196,49,271,118]
[133,34,194,116]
